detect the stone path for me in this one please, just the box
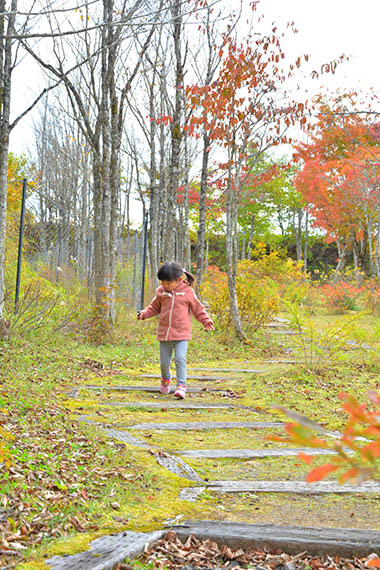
[55,322,380,569]
[71,346,378,501]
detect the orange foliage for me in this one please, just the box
[279,391,380,484]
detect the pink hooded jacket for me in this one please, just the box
[140,281,213,341]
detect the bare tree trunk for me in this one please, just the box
[303,209,309,272]
[195,132,210,285]
[332,240,347,282]
[364,208,375,276]
[226,165,245,340]
[183,128,191,271]
[247,213,255,261]
[375,207,380,279]
[165,0,183,260]
[0,0,16,318]
[241,231,246,261]
[296,207,303,262]
[148,80,159,284]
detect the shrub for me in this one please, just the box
[363,278,380,314]
[318,280,364,312]
[200,262,280,333]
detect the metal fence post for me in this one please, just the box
[14,179,27,314]
[140,213,148,311]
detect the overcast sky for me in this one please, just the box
[256,0,379,95]
[9,0,380,156]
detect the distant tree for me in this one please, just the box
[294,92,380,279]
[186,26,308,338]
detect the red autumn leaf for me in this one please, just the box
[298,452,313,465]
[306,463,338,483]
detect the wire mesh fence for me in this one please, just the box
[15,179,150,313]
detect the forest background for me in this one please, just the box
[1,0,380,342]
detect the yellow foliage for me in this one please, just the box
[200,253,308,333]
[7,153,29,213]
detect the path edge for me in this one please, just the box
[172,519,380,557]
[45,520,380,569]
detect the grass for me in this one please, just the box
[1,308,380,568]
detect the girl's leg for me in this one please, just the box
[173,340,189,386]
[159,341,173,389]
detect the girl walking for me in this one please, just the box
[137,261,214,399]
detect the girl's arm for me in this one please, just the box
[138,292,161,319]
[188,290,214,329]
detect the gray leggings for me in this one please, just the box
[159,340,189,386]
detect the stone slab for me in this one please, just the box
[172,520,380,557]
[174,448,339,459]
[81,384,225,393]
[46,530,164,570]
[97,401,234,409]
[139,374,237,381]
[127,421,284,431]
[179,480,380,499]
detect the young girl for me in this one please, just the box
[137,261,214,399]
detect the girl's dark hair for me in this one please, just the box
[157,261,196,287]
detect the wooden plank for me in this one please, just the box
[172,520,380,557]
[180,480,380,498]
[46,530,164,570]
[104,430,203,482]
[174,448,339,459]
[265,330,301,335]
[81,385,225,394]
[139,374,237,381]
[127,421,284,431]
[188,368,265,373]
[264,360,299,364]
[103,428,152,449]
[97,401,234,409]
[153,452,203,482]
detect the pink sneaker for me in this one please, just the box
[174,384,186,399]
[160,378,171,394]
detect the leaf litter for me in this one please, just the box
[0,394,138,568]
[120,531,380,570]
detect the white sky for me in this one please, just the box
[256,0,379,95]
[9,0,380,155]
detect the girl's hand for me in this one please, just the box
[137,311,144,320]
[205,324,214,331]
